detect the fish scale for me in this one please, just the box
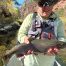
[4,39,66,57]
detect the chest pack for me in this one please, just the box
[28,13,56,40]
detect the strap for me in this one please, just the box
[32,12,37,20]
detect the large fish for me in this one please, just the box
[4,39,66,57]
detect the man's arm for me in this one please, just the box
[17,13,33,43]
[57,18,65,42]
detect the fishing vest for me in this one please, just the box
[28,13,57,40]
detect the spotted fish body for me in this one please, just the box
[4,39,66,56]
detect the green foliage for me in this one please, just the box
[57,48,66,64]
[0,58,3,66]
[55,8,64,17]
[0,45,7,57]
[30,0,35,2]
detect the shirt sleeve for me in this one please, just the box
[57,18,66,42]
[17,13,33,43]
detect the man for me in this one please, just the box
[17,0,65,66]
[7,0,65,66]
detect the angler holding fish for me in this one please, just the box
[5,0,66,66]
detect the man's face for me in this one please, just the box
[37,5,54,18]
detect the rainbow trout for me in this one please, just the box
[4,39,66,56]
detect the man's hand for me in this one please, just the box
[24,36,34,55]
[47,47,59,55]
[24,36,30,44]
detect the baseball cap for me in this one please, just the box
[34,0,59,7]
